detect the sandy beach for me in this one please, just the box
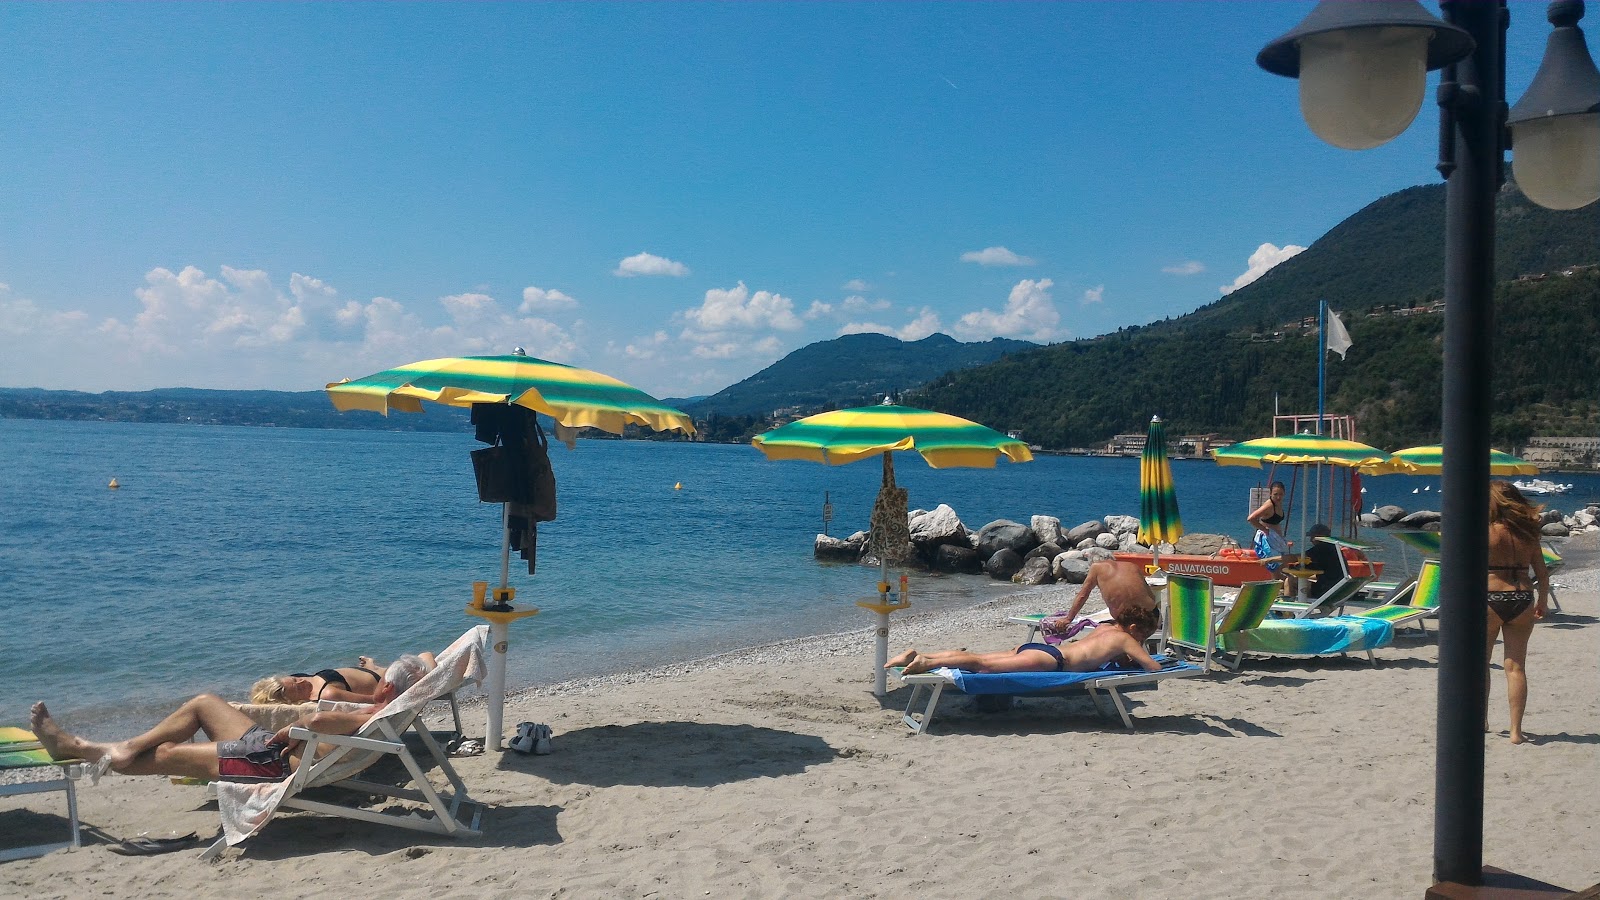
[4,556,1598,898]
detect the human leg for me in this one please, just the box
[903,647,1057,675]
[1499,610,1537,744]
[35,693,257,773]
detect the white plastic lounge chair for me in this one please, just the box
[893,657,1202,734]
[1270,536,1376,618]
[1164,575,1281,672]
[204,626,491,859]
[0,727,84,861]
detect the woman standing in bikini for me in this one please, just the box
[1248,481,1294,594]
[1486,481,1551,745]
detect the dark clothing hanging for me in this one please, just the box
[470,403,558,573]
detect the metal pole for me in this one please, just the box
[486,620,509,750]
[1318,299,1327,435]
[872,609,890,697]
[1433,0,1503,886]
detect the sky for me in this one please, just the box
[0,2,1561,399]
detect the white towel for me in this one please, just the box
[217,625,490,845]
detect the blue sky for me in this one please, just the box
[0,2,1557,398]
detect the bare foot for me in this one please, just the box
[1510,732,1529,745]
[902,652,935,676]
[886,648,917,670]
[30,702,106,763]
[357,656,377,669]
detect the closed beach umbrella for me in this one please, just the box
[1381,445,1539,476]
[327,350,693,750]
[1139,415,1183,553]
[752,400,1033,695]
[1211,432,1397,469]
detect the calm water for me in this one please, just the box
[5,418,1598,733]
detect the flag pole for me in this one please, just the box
[1317,299,1327,436]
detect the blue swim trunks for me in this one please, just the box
[1017,642,1066,671]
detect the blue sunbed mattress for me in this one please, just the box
[942,657,1198,694]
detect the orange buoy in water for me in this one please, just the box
[108,478,120,489]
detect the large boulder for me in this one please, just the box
[1174,532,1228,555]
[933,543,982,574]
[1103,514,1140,536]
[1373,505,1407,525]
[909,504,967,549]
[1025,541,1064,563]
[1094,532,1120,549]
[1030,515,1065,547]
[1066,520,1107,545]
[984,548,1024,580]
[1542,521,1570,537]
[1054,553,1091,584]
[1574,509,1596,528]
[1358,513,1384,528]
[1013,557,1055,585]
[1540,508,1566,525]
[1085,547,1116,563]
[1397,510,1441,529]
[976,520,1039,558]
[814,533,862,562]
[1118,532,1147,551]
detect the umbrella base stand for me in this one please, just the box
[858,579,909,697]
[465,605,540,750]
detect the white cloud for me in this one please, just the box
[691,335,783,360]
[681,282,803,335]
[839,307,944,342]
[614,252,690,278]
[960,246,1036,267]
[842,278,870,292]
[953,278,1066,343]
[1221,242,1306,295]
[804,300,833,320]
[1083,285,1105,304]
[520,286,578,313]
[1162,261,1206,275]
[842,295,891,312]
[622,330,671,360]
[805,295,891,321]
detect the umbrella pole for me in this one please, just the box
[487,503,512,751]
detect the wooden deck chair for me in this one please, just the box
[204,626,490,859]
[1350,559,1442,635]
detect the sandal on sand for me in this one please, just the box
[109,832,200,856]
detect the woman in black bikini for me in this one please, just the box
[1248,481,1294,594]
[250,652,437,705]
[1486,481,1551,745]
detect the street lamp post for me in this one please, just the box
[1258,0,1600,891]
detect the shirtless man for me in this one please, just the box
[29,654,427,784]
[1054,558,1159,627]
[887,606,1162,676]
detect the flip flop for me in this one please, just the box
[109,832,200,856]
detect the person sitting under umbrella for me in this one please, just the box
[887,606,1161,676]
[29,655,428,785]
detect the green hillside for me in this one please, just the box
[913,181,1600,451]
[684,332,1036,417]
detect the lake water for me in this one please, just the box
[5,418,1597,733]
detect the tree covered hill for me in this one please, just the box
[682,332,1037,417]
[912,180,1600,452]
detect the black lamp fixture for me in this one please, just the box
[1257,0,1599,892]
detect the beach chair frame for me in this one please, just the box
[1351,559,1442,635]
[0,763,82,861]
[896,665,1198,734]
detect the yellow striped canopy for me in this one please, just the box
[751,404,1033,468]
[1139,415,1183,546]
[1376,445,1540,476]
[326,354,694,436]
[1212,432,1397,469]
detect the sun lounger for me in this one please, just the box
[204,626,491,859]
[1349,559,1442,635]
[0,726,84,861]
[893,658,1202,734]
[1216,615,1394,664]
[1165,574,1281,672]
[1391,530,1564,613]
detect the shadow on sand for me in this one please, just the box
[496,721,838,788]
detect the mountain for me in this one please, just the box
[911,181,1600,452]
[0,387,471,431]
[683,332,1038,417]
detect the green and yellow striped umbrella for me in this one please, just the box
[1139,415,1183,547]
[326,352,694,436]
[1212,432,1396,469]
[751,403,1034,468]
[1380,445,1540,476]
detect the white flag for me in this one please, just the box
[1326,310,1352,359]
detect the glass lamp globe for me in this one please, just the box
[1298,27,1433,150]
[1512,112,1600,209]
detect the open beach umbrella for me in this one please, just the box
[1211,432,1398,469]
[1377,445,1540,476]
[752,401,1033,695]
[328,350,694,750]
[1139,416,1183,564]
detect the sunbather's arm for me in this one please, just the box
[314,685,379,704]
[1061,564,1101,623]
[1120,634,1163,672]
[1531,541,1551,619]
[274,708,375,746]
